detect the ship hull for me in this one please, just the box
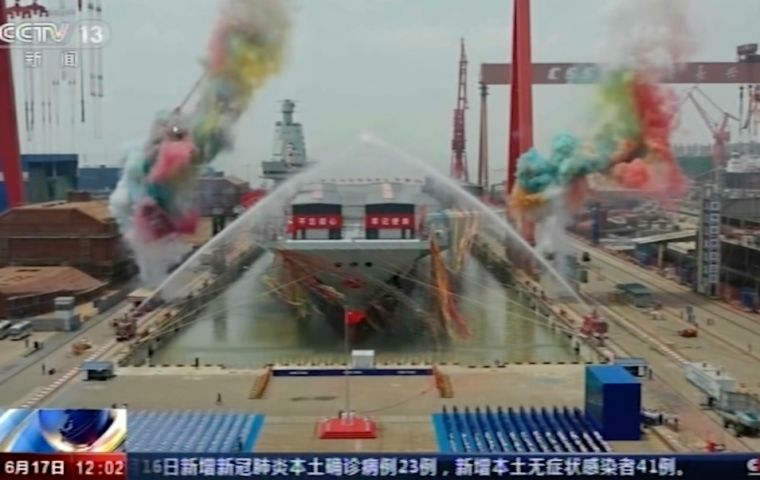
[271,240,433,343]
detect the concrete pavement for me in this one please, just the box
[5,271,218,409]
[568,237,760,389]
[569,236,760,351]
[518,271,756,452]
[559,236,760,451]
[0,302,132,407]
[494,232,758,451]
[0,332,56,370]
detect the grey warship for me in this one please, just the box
[261,100,472,342]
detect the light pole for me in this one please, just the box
[317,304,377,439]
[343,309,351,418]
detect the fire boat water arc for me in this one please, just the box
[258,100,478,344]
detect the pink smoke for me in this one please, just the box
[133,201,199,242]
[567,179,590,212]
[612,159,650,189]
[149,139,196,184]
[631,77,686,197]
[134,200,175,242]
[207,20,233,72]
[175,211,200,235]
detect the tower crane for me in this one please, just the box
[684,86,740,180]
[449,39,469,182]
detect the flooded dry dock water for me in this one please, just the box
[149,252,576,367]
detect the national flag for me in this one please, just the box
[345,310,366,325]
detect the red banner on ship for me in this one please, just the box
[365,213,415,229]
[290,214,343,230]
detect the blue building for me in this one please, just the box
[21,154,79,204]
[0,154,81,212]
[78,165,121,197]
[0,171,29,213]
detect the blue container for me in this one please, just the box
[678,264,695,285]
[585,365,641,440]
[0,182,7,213]
[741,288,758,312]
[591,220,601,245]
[633,244,653,265]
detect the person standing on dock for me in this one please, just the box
[216,393,222,405]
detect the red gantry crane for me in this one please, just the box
[450,39,469,182]
[0,1,26,208]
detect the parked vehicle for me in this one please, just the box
[115,315,137,341]
[581,310,608,339]
[9,321,32,341]
[0,320,12,339]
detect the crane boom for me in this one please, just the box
[450,39,469,182]
[684,87,739,170]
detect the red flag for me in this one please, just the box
[345,310,366,325]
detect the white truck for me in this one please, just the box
[683,362,736,404]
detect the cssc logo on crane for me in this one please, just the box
[0,21,71,45]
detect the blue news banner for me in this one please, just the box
[127,453,760,479]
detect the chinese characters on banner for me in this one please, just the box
[290,215,342,230]
[480,62,760,85]
[365,214,415,229]
[120,453,709,479]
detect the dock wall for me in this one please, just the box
[117,245,264,366]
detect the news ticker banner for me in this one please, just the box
[3,453,756,479]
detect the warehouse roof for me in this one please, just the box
[0,266,105,297]
[15,200,114,223]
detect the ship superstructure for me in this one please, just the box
[261,100,311,185]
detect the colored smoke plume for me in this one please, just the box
[109,0,291,285]
[510,0,694,226]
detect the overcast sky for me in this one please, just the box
[11,0,760,185]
